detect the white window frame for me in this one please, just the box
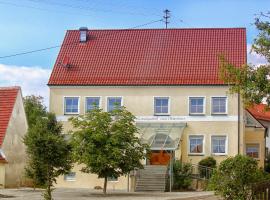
[246,143,260,159]
[153,96,170,116]
[188,135,205,155]
[63,96,80,115]
[211,96,228,115]
[188,96,206,115]
[106,96,123,112]
[107,176,119,182]
[210,135,228,156]
[64,172,76,181]
[85,96,102,113]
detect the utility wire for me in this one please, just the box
[0,19,163,59]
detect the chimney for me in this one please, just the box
[79,27,88,42]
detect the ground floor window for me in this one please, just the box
[211,136,227,155]
[246,144,260,159]
[107,176,118,182]
[64,172,76,181]
[189,135,204,154]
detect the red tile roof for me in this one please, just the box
[247,104,270,122]
[48,28,247,86]
[0,87,20,146]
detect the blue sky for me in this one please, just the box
[0,0,269,106]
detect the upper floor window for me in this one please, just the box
[154,97,169,115]
[64,172,76,181]
[107,97,122,112]
[189,97,205,115]
[212,136,227,155]
[212,97,227,114]
[246,144,259,159]
[64,97,79,114]
[189,135,204,154]
[86,97,100,112]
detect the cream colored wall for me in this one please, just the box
[245,127,265,168]
[1,91,28,188]
[0,164,5,188]
[49,85,243,188]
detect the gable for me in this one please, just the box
[0,87,20,146]
[48,28,246,86]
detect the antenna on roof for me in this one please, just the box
[58,56,71,68]
[163,9,170,29]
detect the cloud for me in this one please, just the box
[0,64,51,108]
[247,44,268,67]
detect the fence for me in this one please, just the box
[251,181,270,200]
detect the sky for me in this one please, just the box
[0,0,269,107]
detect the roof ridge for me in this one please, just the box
[0,86,21,90]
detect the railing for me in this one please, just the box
[251,181,270,200]
[188,163,214,180]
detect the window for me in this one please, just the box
[246,144,260,159]
[154,97,169,115]
[189,97,205,115]
[64,97,79,114]
[64,172,76,181]
[86,97,100,112]
[189,135,204,154]
[212,97,227,114]
[108,176,118,182]
[212,136,227,154]
[107,97,122,112]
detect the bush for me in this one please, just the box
[208,155,266,200]
[173,160,193,190]
[198,157,216,178]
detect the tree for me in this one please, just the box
[70,106,148,194]
[219,13,270,108]
[208,155,265,200]
[173,160,193,190]
[24,112,72,200]
[23,95,47,128]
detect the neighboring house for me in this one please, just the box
[48,27,265,190]
[0,87,28,188]
[247,104,270,155]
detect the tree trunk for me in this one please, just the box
[103,176,107,194]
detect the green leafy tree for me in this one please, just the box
[70,106,148,194]
[173,160,193,190]
[24,113,73,200]
[208,155,265,200]
[219,13,270,108]
[24,95,47,128]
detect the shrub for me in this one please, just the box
[173,160,193,190]
[208,155,266,200]
[198,157,216,178]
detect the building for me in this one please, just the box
[48,28,266,190]
[0,87,28,188]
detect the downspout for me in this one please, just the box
[238,92,240,154]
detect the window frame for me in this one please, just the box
[246,143,260,159]
[188,96,206,115]
[153,96,170,116]
[64,172,76,181]
[85,96,102,113]
[211,135,228,156]
[107,176,119,182]
[106,96,123,112]
[188,135,205,155]
[211,96,228,115]
[63,96,80,115]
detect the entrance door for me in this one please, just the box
[150,150,171,165]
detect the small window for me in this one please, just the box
[212,136,227,154]
[107,97,122,112]
[189,135,204,154]
[64,97,79,114]
[212,97,227,114]
[246,144,260,159]
[189,97,205,115]
[64,172,76,181]
[154,97,169,115]
[86,97,100,112]
[108,176,118,182]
